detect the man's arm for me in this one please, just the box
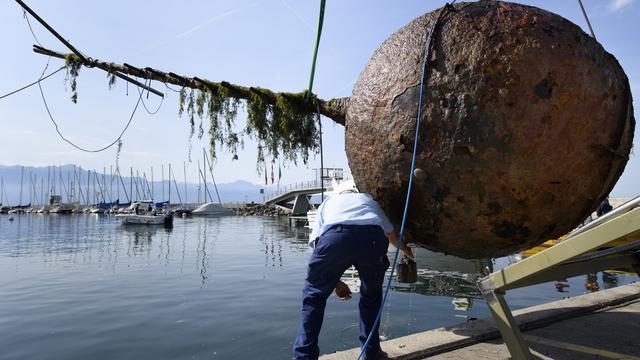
[387,231,414,259]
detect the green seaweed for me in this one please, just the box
[57,58,322,171]
[64,54,82,103]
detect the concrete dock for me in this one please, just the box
[321,282,640,360]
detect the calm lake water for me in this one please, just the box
[1,214,637,359]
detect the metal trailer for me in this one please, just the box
[478,196,640,359]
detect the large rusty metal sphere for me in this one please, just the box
[346,1,634,258]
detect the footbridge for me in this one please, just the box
[264,181,330,216]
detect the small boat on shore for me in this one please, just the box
[192,202,233,216]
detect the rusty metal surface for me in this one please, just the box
[345,1,635,258]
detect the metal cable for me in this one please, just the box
[577,0,597,39]
[137,79,165,114]
[0,65,65,100]
[356,3,453,358]
[164,83,181,93]
[37,73,144,153]
[23,10,43,46]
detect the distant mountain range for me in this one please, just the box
[0,165,266,205]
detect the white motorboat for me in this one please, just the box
[115,213,173,226]
[191,202,233,216]
[48,195,75,214]
[124,200,155,214]
[50,203,75,214]
[36,205,51,214]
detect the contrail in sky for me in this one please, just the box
[279,0,313,31]
[137,1,263,54]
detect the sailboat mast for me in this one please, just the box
[29,172,32,206]
[203,149,209,202]
[168,163,172,204]
[204,150,222,204]
[142,172,151,200]
[134,170,141,200]
[183,162,187,204]
[197,160,201,203]
[116,167,129,203]
[32,174,37,205]
[170,166,182,204]
[46,166,50,203]
[76,166,85,204]
[86,168,91,205]
[110,165,114,202]
[72,165,76,203]
[19,166,24,206]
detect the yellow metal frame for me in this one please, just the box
[478,199,640,359]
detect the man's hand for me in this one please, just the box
[334,280,352,301]
[387,231,414,260]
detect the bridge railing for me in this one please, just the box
[265,179,330,201]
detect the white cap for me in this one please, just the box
[335,180,359,194]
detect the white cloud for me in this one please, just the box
[608,0,635,12]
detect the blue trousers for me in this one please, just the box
[293,225,390,360]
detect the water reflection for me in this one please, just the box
[584,271,619,292]
[259,231,284,268]
[122,227,166,257]
[516,241,631,295]
[339,247,492,318]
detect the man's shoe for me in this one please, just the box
[364,350,389,360]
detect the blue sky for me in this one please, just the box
[0,0,638,196]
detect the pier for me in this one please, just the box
[322,282,640,360]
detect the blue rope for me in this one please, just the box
[356,15,440,360]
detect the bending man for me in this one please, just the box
[293,181,412,360]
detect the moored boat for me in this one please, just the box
[115,212,173,226]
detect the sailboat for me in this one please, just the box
[191,149,232,216]
[0,177,9,213]
[8,167,27,214]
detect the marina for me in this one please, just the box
[0,157,240,217]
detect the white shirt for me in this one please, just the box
[309,193,394,244]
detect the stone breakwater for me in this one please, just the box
[228,204,289,217]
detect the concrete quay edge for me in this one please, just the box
[320,282,640,360]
